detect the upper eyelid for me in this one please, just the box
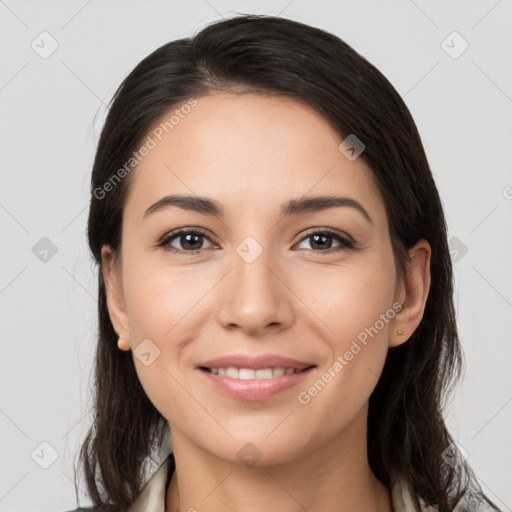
[299,227,353,242]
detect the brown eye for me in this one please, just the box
[295,229,354,252]
[159,228,215,253]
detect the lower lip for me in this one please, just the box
[198,367,316,401]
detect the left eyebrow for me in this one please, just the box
[143,195,225,221]
[142,194,373,226]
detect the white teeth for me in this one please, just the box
[255,368,273,379]
[239,368,256,380]
[226,367,238,379]
[272,367,285,377]
[208,367,298,379]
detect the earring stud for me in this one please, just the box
[397,330,404,335]
[117,334,130,351]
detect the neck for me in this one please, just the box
[166,405,392,512]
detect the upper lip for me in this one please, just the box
[198,354,316,371]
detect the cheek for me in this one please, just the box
[121,251,206,341]
[293,256,397,344]
[290,255,397,404]
[292,265,395,430]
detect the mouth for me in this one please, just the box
[199,365,315,380]
[196,354,317,400]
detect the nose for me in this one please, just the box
[217,241,294,336]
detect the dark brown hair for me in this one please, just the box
[76,14,500,512]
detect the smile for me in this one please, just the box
[202,367,304,379]
[198,365,316,400]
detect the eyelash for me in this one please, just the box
[157,227,355,254]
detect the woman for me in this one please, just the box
[69,14,500,512]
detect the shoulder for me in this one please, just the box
[390,472,493,512]
[61,454,175,512]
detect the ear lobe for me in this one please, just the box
[389,239,432,348]
[101,244,130,339]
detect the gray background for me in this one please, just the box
[1,0,511,510]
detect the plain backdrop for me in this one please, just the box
[0,1,511,510]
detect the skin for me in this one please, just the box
[101,92,431,512]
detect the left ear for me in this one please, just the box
[389,239,432,348]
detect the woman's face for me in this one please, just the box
[103,92,414,465]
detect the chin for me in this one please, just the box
[200,427,312,468]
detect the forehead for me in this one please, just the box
[123,93,385,224]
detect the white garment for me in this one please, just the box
[129,454,469,512]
